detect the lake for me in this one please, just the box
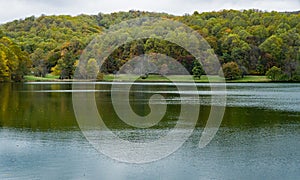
[0,82,299,179]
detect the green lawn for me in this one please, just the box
[24,74,271,83]
[105,74,271,83]
[228,75,271,82]
[24,74,60,81]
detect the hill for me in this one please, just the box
[0,10,299,81]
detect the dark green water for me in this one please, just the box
[0,82,299,179]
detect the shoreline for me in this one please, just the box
[21,75,282,83]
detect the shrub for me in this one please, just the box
[96,72,104,81]
[192,61,204,79]
[219,61,242,80]
[265,66,283,81]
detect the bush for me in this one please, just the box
[96,72,104,81]
[291,68,300,81]
[192,61,204,79]
[292,75,300,81]
[265,66,283,81]
[219,61,242,80]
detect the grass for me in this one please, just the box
[24,74,60,81]
[24,74,271,83]
[105,74,271,83]
[228,75,271,82]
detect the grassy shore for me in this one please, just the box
[102,74,271,82]
[24,74,271,83]
[24,74,60,81]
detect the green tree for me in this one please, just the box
[192,60,204,79]
[30,48,47,77]
[0,37,31,81]
[266,66,283,81]
[10,45,31,81]
[259,35,283,69]
[86,58,99,79]
[57,52,76,79]
[0,50,9,81]
[52,39,83,79]
[291,63,300,81]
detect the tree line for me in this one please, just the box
[0,9,299,81]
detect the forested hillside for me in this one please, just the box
[0,10,299,81]
[0,31,31,81]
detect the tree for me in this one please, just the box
[30,48,47,77]
[0,37,31,81]
[52,39,83,79]
[0,30,4,38]
[220,61,242,80]
[1,10,300,81]
[86,58,99,79]
[0,50,9,81]
[291,64,300,81]
[159,64,169,76]
[259,35,283,69]
[192,60,204,79]
[265,66,283,81]
[240,66,248,78]
[56,51,76,79]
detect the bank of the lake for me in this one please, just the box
[24,74,272,83]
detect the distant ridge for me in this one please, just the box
[282,10,300,14]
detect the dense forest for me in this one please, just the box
[0,9,299,81]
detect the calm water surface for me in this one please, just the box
[0,82,299,179]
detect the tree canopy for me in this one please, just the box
[0,10,299,81]
[0,35,30,81]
